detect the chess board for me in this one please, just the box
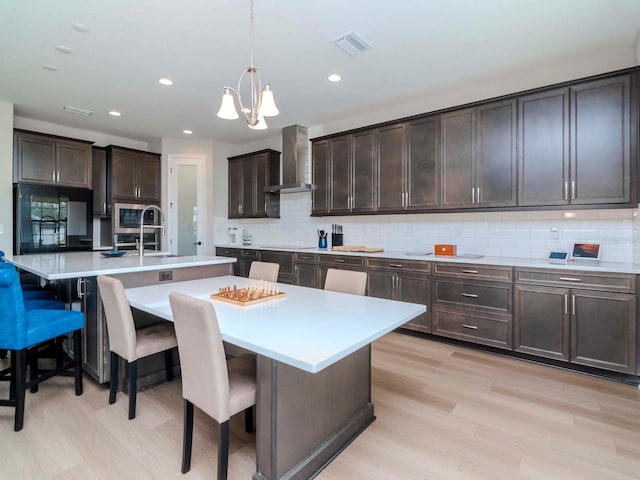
[210,282,286,306]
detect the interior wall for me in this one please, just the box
[0,101,14,255]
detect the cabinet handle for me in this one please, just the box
[571,181,576,200]
[295,265,299,278]
[461,324,478,330]
[335,259,345,263]
[471,187,475,204]
[103,202,106,213]
[76,278,85,298]
[476,187,480,204]
[563,181,568,200]
[461,293,478,298]
[559,277,582,282]
[571,294,576,316]
[389,264,403,268]
[53,171,56,182]
[461,269,479,274]
[264,202,267,212]
[564,293,568,315]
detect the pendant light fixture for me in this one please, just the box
[217,0,279,130]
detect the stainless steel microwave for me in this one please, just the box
[113,202,159,234]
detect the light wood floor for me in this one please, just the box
[2,333,640,479]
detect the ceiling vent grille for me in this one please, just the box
[333,31,372,56]
[63,105,93,116]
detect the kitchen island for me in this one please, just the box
[5,251,235,384]
[126,275,426,480]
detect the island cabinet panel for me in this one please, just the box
[329,135,351,214]
[108,146,161,203]
[406,116,440,210]
[366,258,431,333]
[514,267,637,374]
[311,140,329,215]
[376,123,405,212]
[14,130,92,188]
[227,149,280,219]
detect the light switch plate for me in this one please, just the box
[0,223,3,234]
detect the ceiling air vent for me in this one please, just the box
[63,105,93,116]
[333,31,372,56]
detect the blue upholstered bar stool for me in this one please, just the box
[0,265,84,431]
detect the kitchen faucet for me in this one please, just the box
[138,205,166,258]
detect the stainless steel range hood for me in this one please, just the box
[264,125,312,193]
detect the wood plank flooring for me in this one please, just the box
[2,333,640,479]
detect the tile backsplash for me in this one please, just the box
[215,193,639,264]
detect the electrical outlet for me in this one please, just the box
[159,270,173,282]
[0,223,3,234]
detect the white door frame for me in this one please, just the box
[168,154,206,255]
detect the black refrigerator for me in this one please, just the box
[14,183,93,254]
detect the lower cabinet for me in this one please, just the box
[318,255,365,289]
[294,253,320,288]
[366,258,431,333]
[515,268,637,374]
[215,247,257,277]
[259,251,294,284]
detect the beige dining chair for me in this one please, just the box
[169,292,256,480]
[248,261,280,282]
[97,275,178,420]
[324,268,367,296]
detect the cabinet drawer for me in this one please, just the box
[433,305,512,349]
[216,247,241,257]
[295,253,318,263]
[259,251,294,276]
[434,278,512,313]
[241,249,259,260]
[366,257,431,274]
[318,255,364,268]
[515,267,635,293]
[434,262,513,281]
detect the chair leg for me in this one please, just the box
[29,348,39,393]
[109,352,119,405]
[14,349,27,432]
[218,420,230,480]
[244,406,254,434]
[73,329,83,396]
[164,349,173,382]
[128,360,137,420]
[0,348,6,359]
[9,351,16,399]
[55,336,64,369]
[181,400,194,474]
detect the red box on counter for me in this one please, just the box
[434,244,457,256]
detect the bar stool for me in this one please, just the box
[324,268,367,296]
[169,292,256,480]
[248,261,280,282]
[97,275,178,420]
[0,265,84,431]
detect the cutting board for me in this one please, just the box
[331,246,384,253]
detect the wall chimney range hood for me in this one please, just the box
[265,125,312,193]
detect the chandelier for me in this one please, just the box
[216,0,279,130]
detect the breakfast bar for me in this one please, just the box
[125,275,426,480]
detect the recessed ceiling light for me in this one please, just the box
[328,73,342,82]
[42,64,57,71]
[71,23,89,33]
[183,130,193,135]
[55,45,72,54]
[159,78,174,86]
[108,111,121,117]
[63,105,93,116]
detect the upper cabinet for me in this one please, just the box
[228,149,280,219]
[441,100,516,209]
[92,147,108,216]
[13,130,93,188]
[311,68,638,216]
[107,146,161,203]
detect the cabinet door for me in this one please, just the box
[518,88,570,206]
[476,100,516,207]
[254,153,269,217]
[514,284,570,361]
[92,148,108,216]
[441,109,475,208]
[136,154,160,203]
[228,158,243,218]
[367,271,395,301]
[377,123,405,212]
[295,263,319,289]
[329,136,351,213]
[241,157,254,217]
[111,150,138,200]
[56,141,91,188]
[571,290,636,374]
[352,130,376,212]
[14,133,56,184]
[397,274,431,333]
[570,75,631,204]
[406,116,439,210]
[312,140,329,215]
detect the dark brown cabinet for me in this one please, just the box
[215,247,258,277]
[318,255,365,288]
[13,130,92,188]
[294,253,320,288]
[259,250,294,284]
[228,149,280,219]
[92,147,108,216]
[376,123,405,211]
[366,258,431,333]
[406,116,440,210]
[441,100,516,209]
[107,146,161,203]
[311,141,329,215]
[329,135,351,213]
[514,268,637,374]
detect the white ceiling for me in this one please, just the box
[1,0,639,145]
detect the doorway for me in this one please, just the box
[168,154,206,255]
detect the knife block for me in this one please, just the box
[331,233,343,247]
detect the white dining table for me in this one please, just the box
[125,275,426,480]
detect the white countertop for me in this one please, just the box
[216,243,640,275]
[4,251,236,280]
[125,275,426,373]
